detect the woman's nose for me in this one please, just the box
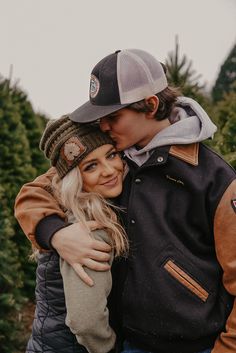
[101,162,114,175]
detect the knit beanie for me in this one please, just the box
[40,115,114,178]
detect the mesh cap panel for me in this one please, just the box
[117,49,168,104]
[69,48,168,123]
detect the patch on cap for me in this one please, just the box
[61,137,86,165]
[90,74,100,98]
[231,199,236,213]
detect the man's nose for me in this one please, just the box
[99,117,110,132]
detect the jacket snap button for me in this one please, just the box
[135,178,141,184]
[157,156,164,163]
[131,219,135,224]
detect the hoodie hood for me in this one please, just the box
[124,96,217,166]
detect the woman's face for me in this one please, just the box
[79,144,123,198]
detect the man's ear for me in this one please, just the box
[145,96,159,117]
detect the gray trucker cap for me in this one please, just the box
[70,49,168,123]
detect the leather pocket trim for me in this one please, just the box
[164,260,209,302]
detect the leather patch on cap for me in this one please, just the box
[61,137,86,165]
[231,199,236,213]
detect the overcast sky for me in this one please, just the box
[0,0,235,118]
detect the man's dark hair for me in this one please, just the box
[127,86,180,121]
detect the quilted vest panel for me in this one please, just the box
[26,252,88,353]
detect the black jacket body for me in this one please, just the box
[113,143,236,353]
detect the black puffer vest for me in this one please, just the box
[26,251,88,353]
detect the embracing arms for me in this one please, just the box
[14,168,111,285]
[14,167,66,248]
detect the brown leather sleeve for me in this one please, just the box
[212,179,236,353]
[14,167,67,248]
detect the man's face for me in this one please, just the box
[99,108,151,151]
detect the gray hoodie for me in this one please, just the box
[124,97,217,166]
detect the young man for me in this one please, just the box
[15,49,236,353]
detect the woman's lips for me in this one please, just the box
[101,176,119,187]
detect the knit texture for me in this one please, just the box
[40,115,114,178]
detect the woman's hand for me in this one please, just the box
[51,221,111,286]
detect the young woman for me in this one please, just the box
[26,115,128,353]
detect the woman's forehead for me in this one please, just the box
[79,144,115,165]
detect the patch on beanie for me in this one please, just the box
[90,74,100,98]
[61,137,86,165]
[231,199,236,213]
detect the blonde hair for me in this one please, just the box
[52,167,128,257]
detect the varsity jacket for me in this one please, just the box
[14,143,236,353]
[116,143,236,353]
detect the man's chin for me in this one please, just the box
[115,142,130,151]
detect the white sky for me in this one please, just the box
[0,0,236,118]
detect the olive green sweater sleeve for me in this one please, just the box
[59,229,116,353]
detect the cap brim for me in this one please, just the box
[69,100,129,123]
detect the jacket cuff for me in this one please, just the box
[35,214,69,250]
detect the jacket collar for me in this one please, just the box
[123,142,199,169]
[169,143,199,166]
